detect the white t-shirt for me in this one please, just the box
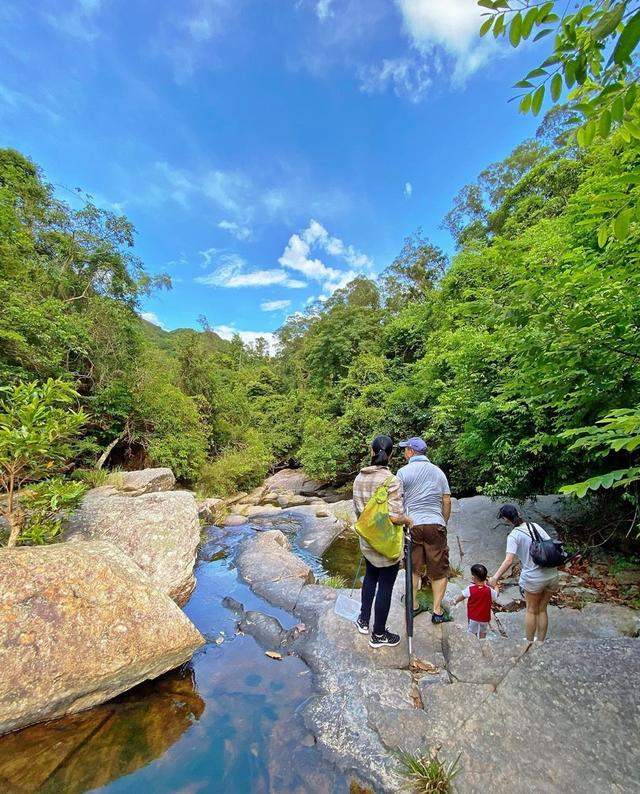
[506,522,558,588]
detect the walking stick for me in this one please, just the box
[404,529,414,658]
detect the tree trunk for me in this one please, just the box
[95,435,122,470]
[6,474,21,548]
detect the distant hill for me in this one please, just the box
[138,318,229,354]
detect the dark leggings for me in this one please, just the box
[359,558,400,635]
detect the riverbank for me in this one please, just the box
[234,494,640,793]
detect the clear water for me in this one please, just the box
[0,521,344,794]
[320,530,363,589]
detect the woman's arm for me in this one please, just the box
[488,553,516,588]
[388,477,411,526]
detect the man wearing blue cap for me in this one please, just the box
[397,437,451,624]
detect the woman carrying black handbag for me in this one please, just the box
[488,504,561,643]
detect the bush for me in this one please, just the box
[18,477,87,545]
[197,430,273,497]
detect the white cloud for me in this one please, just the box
[261,299,292,312]
[218,219,252,240]
[146,161,351,227]
[140,311,167,330]
[316,0,334,20]
[405,181,413,197]
[214,324,279,354]
[279,219,372,295]
[395,0,497,82]
[45,0,104,41]
[359,57,433,103]
[195,253,306,289]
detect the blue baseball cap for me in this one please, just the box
[398,437,427,454]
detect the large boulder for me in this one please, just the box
[264,469,326,496]
[118,468,175,495]
[0,541,204,736]
[197,497,226,524]
[64,487,200,605]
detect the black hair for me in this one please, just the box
[497,504,522,525]
[470,563,488,581]
[371,434,393,466]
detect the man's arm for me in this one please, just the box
[442,494,451,524]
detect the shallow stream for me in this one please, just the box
[0,516,351,793]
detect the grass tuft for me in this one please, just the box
[397,749,461,793]
[320,574,348,588]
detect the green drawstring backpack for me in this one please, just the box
[355,476,404,560]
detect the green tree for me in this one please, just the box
[0,379,86,546]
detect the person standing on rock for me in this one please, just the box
[396,437,452,625]
[489,504,559,642]
[353,435,413,648]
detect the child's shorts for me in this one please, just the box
[467,619,489,638]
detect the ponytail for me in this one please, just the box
[497,504,522,525]
[371,434,393,466]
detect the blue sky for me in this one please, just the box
[1,0,547,347]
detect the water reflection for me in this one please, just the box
[0,521,343,793]
[0,667,204,793]
[321,530,363,588]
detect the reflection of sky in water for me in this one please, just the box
[0,522,345,794]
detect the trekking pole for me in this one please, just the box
[404,529,414,658]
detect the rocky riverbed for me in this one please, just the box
[1,468,638,792]
[230,491,640,793]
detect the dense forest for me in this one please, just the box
[2,1,640,547]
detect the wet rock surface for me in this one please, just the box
[64,485,200,605]
[0,541,204,736]
[236,494,640,793]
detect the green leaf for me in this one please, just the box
[526,67,548,79]
[509,12,522,47]
[480,16,494,37]
[625,121,640,139]
[514,79,534,88]
[493,13,505,37]
[598,109,611,137]
[625,84,637,110]
[519,93,532,113]
[592,3,625,41]
[533,28,553,42]
[613,10,640,66]
[477,0,496,9]
[522,7,538,39]
[611,95,624,122]
[583,120,596,145]
[613,208,632,240]
[531,84,545,116]
[564,60,576,87]
[537,2,555,22]
[551,73,562,102]
[597,224,610,248]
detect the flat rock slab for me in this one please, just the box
[236,530,315,611]
[441,638,640,793]
[444,625,531,685]
[118,467,175,494]
[497,602,640,640]
[0,541,204,735]
[64,488,200,605]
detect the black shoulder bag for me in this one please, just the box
[525,522,568,568]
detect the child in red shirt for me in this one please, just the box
[453,564,498,639]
